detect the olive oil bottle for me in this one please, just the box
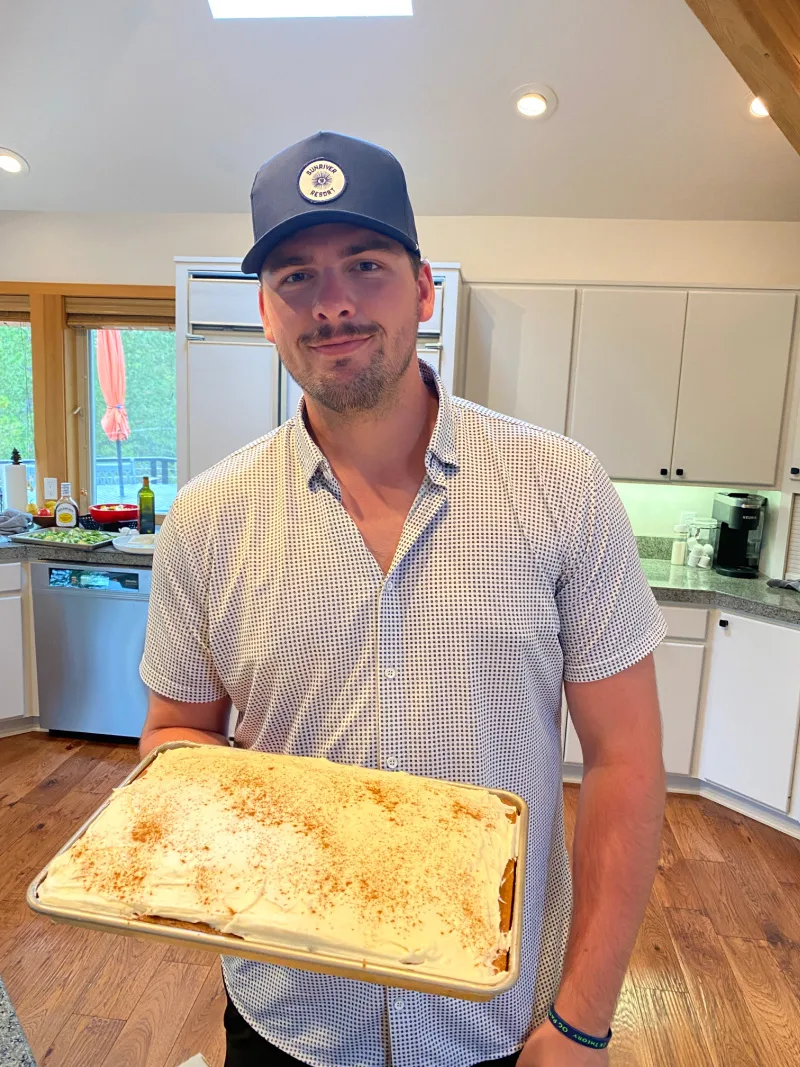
[137,476,156,534]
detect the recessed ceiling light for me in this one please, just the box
[0,148,29,175]
[512,83,558,121]
[749,96,769,118]
[208,0,412,16]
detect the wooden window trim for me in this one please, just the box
[2,282,175,514]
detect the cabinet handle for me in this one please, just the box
[719,619,729,628]
[660,468,669,477]
[791,467,800,476]
[675,468,684,477]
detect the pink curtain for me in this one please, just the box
[97,330,130,442]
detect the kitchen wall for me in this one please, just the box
[2,212,800,288]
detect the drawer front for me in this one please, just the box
[0,562,22,594]
[659,605,708,641]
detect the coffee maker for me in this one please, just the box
[711,493,767,578]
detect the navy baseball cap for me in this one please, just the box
[242,131,419,277]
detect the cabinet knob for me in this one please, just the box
[719,619,729,628]
[791,467,800,476]
[675,468,684,477]
[660,468,669,477]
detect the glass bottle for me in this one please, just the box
[138,476,156,534]
[54,483,78,528]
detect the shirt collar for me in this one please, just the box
[291,360,460,490]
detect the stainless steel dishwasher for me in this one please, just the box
[30,560,151,738]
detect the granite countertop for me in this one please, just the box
[2,537,799,624]
[641,558,800,624]
[0,978,35,1067]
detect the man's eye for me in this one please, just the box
[355,261,381,273]
[282,272,309,286]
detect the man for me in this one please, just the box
[140,131,667,1067]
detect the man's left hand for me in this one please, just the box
[517,1019,610,1066]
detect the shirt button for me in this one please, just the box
[384,667,397,679]
[393,997,403,1010]
[386,757,399,770]
[384,579,395,593]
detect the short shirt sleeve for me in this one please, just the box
[556,453,667,683]
[139,499,227,703]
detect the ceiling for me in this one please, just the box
[2,0,799,220]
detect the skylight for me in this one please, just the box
[208,0,412,17]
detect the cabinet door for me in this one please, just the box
[0,595,25,720]
[187,340,278,480]
[672,291,796,485]
[465,286,576,432]
[700,614,800,812]
[654,641,704,775]
[570,289,687,480]
[563,641,703,774]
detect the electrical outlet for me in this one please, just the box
[43,478,58,500]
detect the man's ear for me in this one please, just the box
[258,284,277,344]
[417,260,436,325]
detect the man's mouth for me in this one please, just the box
[308,335,374,356]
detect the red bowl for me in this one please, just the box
[89,504,139,525]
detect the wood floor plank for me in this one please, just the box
[747,818,800,886]
[666,794,726,862]
[635,987,714,1067]
[686,858,766,940]
[75,743,139,795]
[0,798,51,850]
[163,965,227,1067]
[21,742,120,807]
[626,895,688,993]
[38,1014,125,1067]
[702,807,800,944]
[0,894,34,961]
[4,918,115,1057]
[607,976,656,1067]
[663,907,770,1067]
[98,962,208,1067]
[653,816,706,912]
[161,941,218,967]
[0,730,42,770]
[0,736,85,802]
[720,937,800,1064]
[76,935,169,1020]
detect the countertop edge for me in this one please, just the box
[650,583,800,624]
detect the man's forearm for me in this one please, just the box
[554,758,666,1034]
[139,726,230,757]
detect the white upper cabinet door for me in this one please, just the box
[671,291,796,486]
[465,286,576,433]
[187,340,278,480]
[569,289,687,480]
[700,613,800,812]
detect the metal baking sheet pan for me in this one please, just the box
[10,532,115,549]
[27,741,527,1001]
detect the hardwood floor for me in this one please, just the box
[1,733,799,1066]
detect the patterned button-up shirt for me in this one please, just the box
[141,361,666,1067]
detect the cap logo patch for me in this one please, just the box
[298,160,347,203]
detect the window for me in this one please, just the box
[0,322,36,506]
[88,328,177,514]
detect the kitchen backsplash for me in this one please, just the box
[614,481,781,538]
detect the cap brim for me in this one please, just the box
[242,211,419,276]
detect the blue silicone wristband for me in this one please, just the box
[547,1005,612,1050]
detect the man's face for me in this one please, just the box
[258,223,435,416]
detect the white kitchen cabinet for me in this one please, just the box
[671,291,796,485]
[186,339,280,481]
[563,639,703,775]
[0,564,25,720]
[700,613,800,812]
[569,289,687,480]
[465,286,576,433]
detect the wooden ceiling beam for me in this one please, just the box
[684,0,800,154]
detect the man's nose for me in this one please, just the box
[312,270,356,322]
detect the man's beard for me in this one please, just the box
[281,320,418,416]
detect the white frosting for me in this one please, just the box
[39,747,518,984]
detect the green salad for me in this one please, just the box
[24,528,111,545]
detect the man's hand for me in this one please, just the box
[518,1019,609,1066]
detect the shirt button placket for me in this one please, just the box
[379,576,401,774]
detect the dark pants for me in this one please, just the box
[224,992,520,1067]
